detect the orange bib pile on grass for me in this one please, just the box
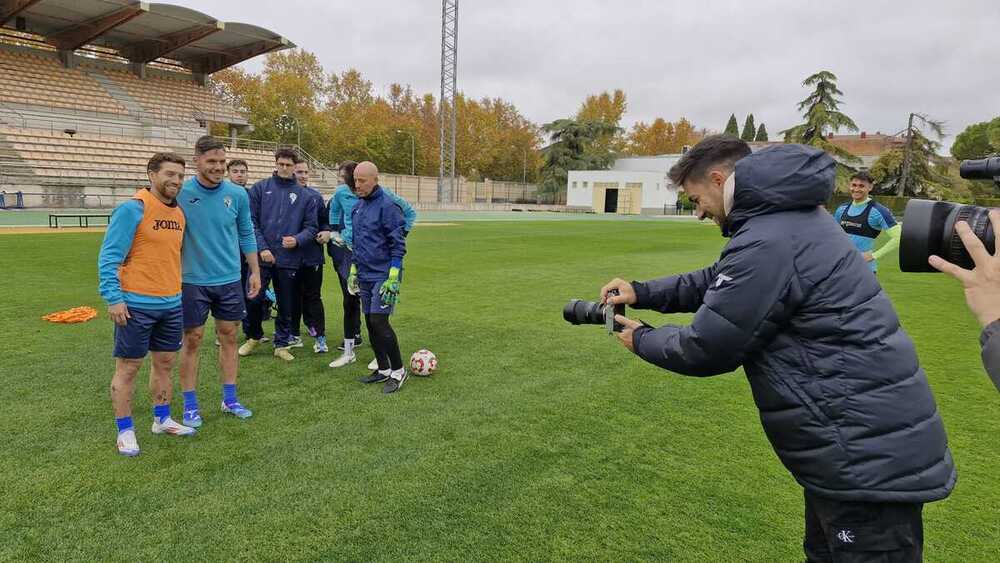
[42,306,97,323]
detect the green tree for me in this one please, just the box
[755,123,769,142]
[740,113,756,142]
[782,71,859,162]
[870,115,951,197]
[724,113,739,136]
[540,118,620,195]
[951,117,1000,161]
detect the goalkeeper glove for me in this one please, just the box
[347,264,360,296]
[379,267,401,307]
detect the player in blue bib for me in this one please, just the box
[832,171,901,273]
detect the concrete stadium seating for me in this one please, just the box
[0,49,129,115]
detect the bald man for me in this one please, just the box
[347,162,409,393]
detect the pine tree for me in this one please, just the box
[781,70,860,163]
[724,114,739,136]
[755,123,769,142]
[740,114,756,141]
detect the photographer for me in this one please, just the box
[929,210,1000,391]
[602,136,955,562]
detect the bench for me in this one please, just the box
[49,213,111,228]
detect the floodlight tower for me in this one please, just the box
[438,0,458,202]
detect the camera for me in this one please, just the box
[898,158,998,273]
[563,290,626,333]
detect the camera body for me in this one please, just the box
[563,289,626,333]
[898,158,998,273]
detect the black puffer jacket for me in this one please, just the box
[631,144,956,503]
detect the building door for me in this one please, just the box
[604,189,618,213]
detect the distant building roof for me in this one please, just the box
[826,131,905,157]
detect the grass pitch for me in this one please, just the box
[2,219,997,561]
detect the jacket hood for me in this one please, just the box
[726,144,835,234]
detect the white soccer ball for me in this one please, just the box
[409,349,438,376]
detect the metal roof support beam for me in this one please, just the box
[185,37,289,75]
[46,2,149,51]
[121,22,224,64]
[0,0,43,26]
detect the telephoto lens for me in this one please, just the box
[959,157,1000,180]
[899,199,996,272]
[562,299,607,325]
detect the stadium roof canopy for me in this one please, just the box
[0,0,294,73]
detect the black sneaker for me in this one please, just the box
[358,370,388,384]
[383,370,408,394]
[337,335,364,351]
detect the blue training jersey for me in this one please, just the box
[178,177,257,286]
[97,199,181,310]
[833,199,897,271]
[328,184,416,246]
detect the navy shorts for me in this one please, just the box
[113,306,183,359]
[182,281,247,329]
[359,278,395,315]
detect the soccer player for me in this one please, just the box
[243,148,318,361]
[177,136,261,428]
[228,159,271,345]
[292,159,331,353]
[99,152,195,456]
[347,162,408,393]
[833,170,901,274]
[328,163,416,370]
[226,159,249,187]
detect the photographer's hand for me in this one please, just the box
[600,278,637,306]
[929,210,1000,327]
[614,314,643,353]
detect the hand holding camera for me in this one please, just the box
[929,209,1000,328]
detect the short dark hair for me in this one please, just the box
[850,170,874,185]
[668,134,751,186]
[226,159,248,171]
[194,135,225,156]
[147,152,186,173]
[275,147,299,163]
[339,161,357,188]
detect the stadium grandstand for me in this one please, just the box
[0,0,337,208]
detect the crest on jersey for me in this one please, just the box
[289,193,298,204]
[223,196,233,208]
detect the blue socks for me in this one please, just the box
[223,384,238,406]
[115,416,133,433]
[153,404,170,423]
[183,390,199,413]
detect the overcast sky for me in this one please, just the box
[174,0,999,151]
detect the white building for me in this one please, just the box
[566,154,683,215]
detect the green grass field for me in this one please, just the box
[2,220,998,561]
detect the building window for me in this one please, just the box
[582,181,588,188]
[572,181,577,189]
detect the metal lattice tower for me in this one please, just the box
[438,0,458,202]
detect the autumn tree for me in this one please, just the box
[626,118,701,155]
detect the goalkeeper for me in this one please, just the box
[347,161,409,393]
[832,171,901,274]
